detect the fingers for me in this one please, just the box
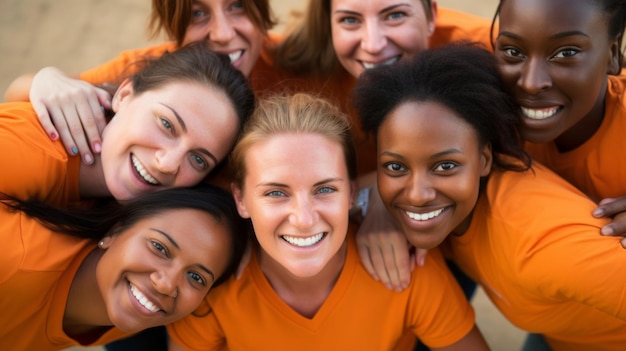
[31,100,60,142]
[357,241,379,281]
[594,197,626,237]
[414,248,429,267]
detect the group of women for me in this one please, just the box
[2,0,626,350]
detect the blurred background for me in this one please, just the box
[1,1,524,350]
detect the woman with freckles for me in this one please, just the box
[0,185,247,351]
[353,43,626,351]
[166,93,489,351]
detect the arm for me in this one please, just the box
[4,67,110,165]
[355,173,427,291]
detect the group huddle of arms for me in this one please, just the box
[2,0,626,351]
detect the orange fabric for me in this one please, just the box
[524,75,626,202]
[445,161,626,351]
[0,208,130,350]
[429,7,495,52]
[0,102,81,205]
[168,230,476,351]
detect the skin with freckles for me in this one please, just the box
[330,0,435,78]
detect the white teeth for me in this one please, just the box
[282,233,324,247]
[406,208,444,221]
[131,154,159,185]
[130,284,160,313]
[362,57,399,69]
[520,106,559,120]
[228,50,243,62]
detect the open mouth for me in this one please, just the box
[129,283,161,313]
[131,154,160,185]
[405,208,444,221]
[361,56,400,70]
[281,233,326,247]
[520,106,561,120]
[228,50,243,63]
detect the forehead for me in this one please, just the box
[499,0,607,33]
[330,0,427,13]
[379,101,478,147]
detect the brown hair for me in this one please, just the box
[272,0,433,76]
[229,93,357,189]
[149,0,276,46]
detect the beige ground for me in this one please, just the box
[1,1,526,350]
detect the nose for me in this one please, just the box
[155,149,182,175]
[289,194,317,229]
[208,11,236,45]
[517,57,552,94]
[151,269,179,298]
[361,21,386,54]
[406,172,436,205]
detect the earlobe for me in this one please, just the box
[99,236,114,249]
[480,144,493,177]
[231,183,251,218]
[111,78,134,113]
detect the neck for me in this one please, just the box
[64,248,112,341]
[79,155,111,198]
[259,240,347,318]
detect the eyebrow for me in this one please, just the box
[381,148,462,160]
[498,30,589,41]
[257,177,344,189]
[160,103,219,167]
[334,3,410,16]
[151,228,216,282]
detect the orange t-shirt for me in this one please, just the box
[0,208,130,350]
[524,75,626,202]
[168,231,476,351]
[0,102,81,205]
[445,162,626,351]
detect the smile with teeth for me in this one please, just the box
[130,283,161,313]
[228,50,243,63]
[520,106,560,120]
[406,208,444,221]
[362,57,400,69]
[131,154,159,185]
[281,233,325,247]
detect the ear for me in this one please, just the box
[428,1,438,37]
[479,143,493,177]
[231,182,251,218]
[99,235,114,249]
[349,181,358,208]
[111,78,134,113]
[607,34,622,75]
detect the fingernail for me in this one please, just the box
[601,226,614,235]
[593,208,604,217]
[93,142,102,153]
[50,132,58,140]
[71,146,78,155]
[84,154,94,165]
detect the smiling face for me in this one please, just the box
[495,0,618,149]
[101,80,238,201]
[233,133,354,278]
[330,0,434,78]
[96,208,232,332]
[183,0,264,77]
[376,101,491,249]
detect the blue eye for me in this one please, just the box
[160,117,174,133]
[152,241,169,256]
[190,154,208,171]
[266,190,285,197]
[387,11,406,20]
[317,186,336,194]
